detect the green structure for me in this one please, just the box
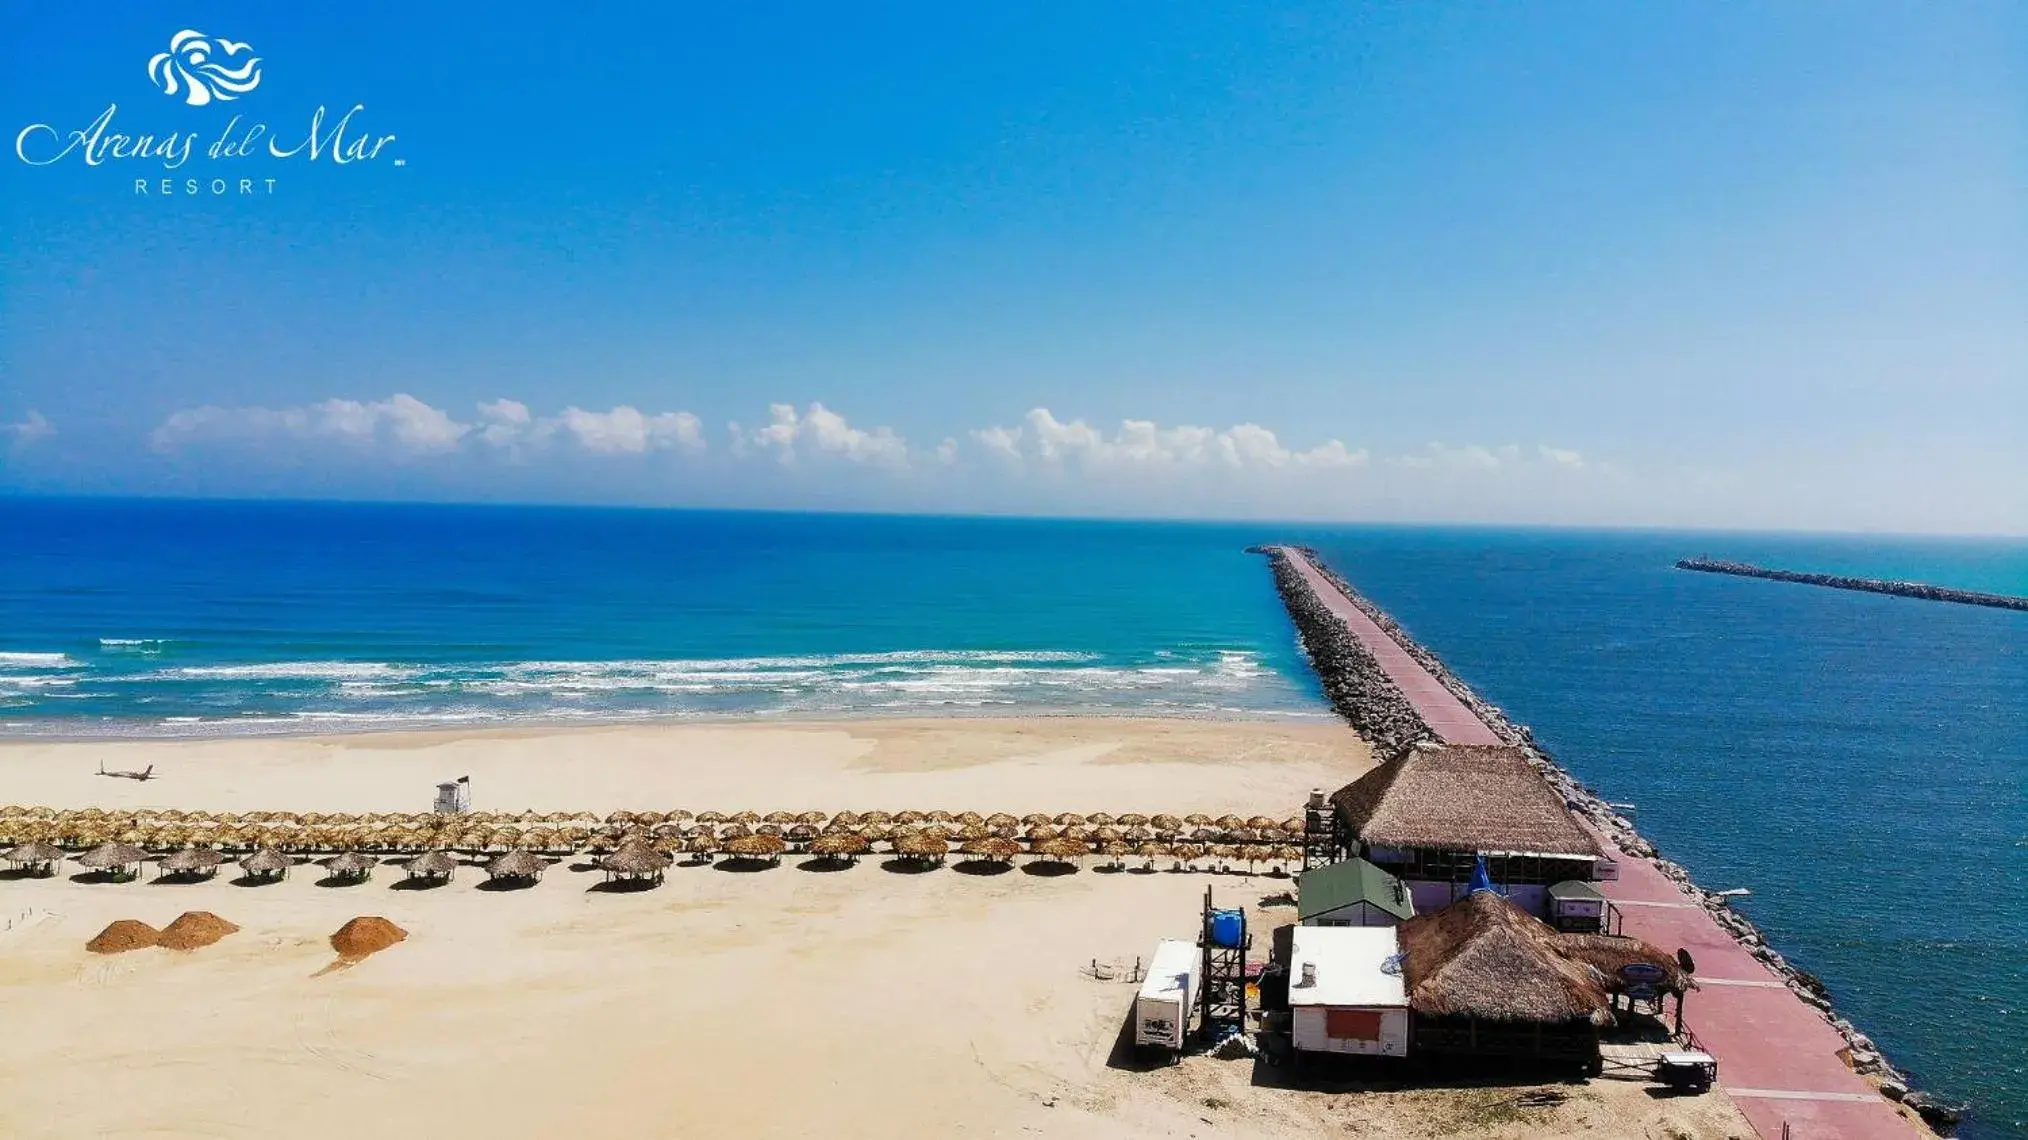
[1298,856,1415,927]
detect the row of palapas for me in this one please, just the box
[0,805,1310,859]
[1,825,1309,883]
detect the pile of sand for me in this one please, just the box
[158,912,240,951]
[330,916,407,960]
[85,919,160,954]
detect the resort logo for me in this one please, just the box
[12,27,404,197]
[148,30,263,106]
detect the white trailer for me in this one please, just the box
[1134,939,1199,1059]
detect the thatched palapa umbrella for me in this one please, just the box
[961,836,1022,864]
[239,847,293,881]
[807,832,869,865]
[892,830,948,866]
[600,843,672,884]
[159,846,224,880]
[721,833,787,866]
[2,840,63,875]
[485,848,547,883]
[405,850,459,882]
[322,851,379,881]
[76,842,149,879]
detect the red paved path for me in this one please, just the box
[1280,548,1920,1139]
[1276,549,1502,746]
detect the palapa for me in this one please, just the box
[404,850,460,880]
[239,848,293,879]
[961,836,1022,861]
[892,830,948,862]
[1330,742,1602,858]
[600,845,674,878]
[807,832,870,860]
[76,842,149,871]
[159,847,224,876]
[485,849,547,880]
[721,833,787,861]
[1398,891,1615,1025]
[3,840,64,869]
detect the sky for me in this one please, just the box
[2,2,2022,532]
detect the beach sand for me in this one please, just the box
[0,717,1755,1139]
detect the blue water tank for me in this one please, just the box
[1209,909,1245,948]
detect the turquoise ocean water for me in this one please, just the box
[2,499,2022,1134]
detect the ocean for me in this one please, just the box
[2,498,2023,1135]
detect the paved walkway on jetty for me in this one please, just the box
[1280,548,1921,1140]
[1275,548,1502,746]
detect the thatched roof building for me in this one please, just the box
[1393,891,1684,1069]
[1399,892,1610,1026]
[1331,743,1600,859]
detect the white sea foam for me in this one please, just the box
[0,652,72,668]
[99,638,172,648]
[157,661,422,682]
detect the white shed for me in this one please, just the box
[1287,925,1409,1057]
[1133,939,1199,1055]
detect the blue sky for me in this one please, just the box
[2,2,2022,531]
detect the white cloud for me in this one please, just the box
[735,402,909,469]
[151,394,468,455]
[3,409,54,447]
[968,408,1367,471]
[152,394,709,461]
[1538,445,1585,470]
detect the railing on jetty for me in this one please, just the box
[1676,557,2028,612]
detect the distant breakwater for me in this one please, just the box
[1252,544,1954,1128]
[1678,557,2028,613]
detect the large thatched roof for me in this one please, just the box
[1331,742,1601,858]
[1398,892,1613,1025]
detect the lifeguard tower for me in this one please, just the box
[433,775,472,814]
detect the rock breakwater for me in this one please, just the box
[1678,558,2028,613]
[1250,545,1435,758]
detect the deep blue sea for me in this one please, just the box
[2,499,2023,1135]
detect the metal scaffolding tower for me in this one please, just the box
[1198,886,1249,1044]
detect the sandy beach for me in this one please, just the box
[0,717,1753,1139]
